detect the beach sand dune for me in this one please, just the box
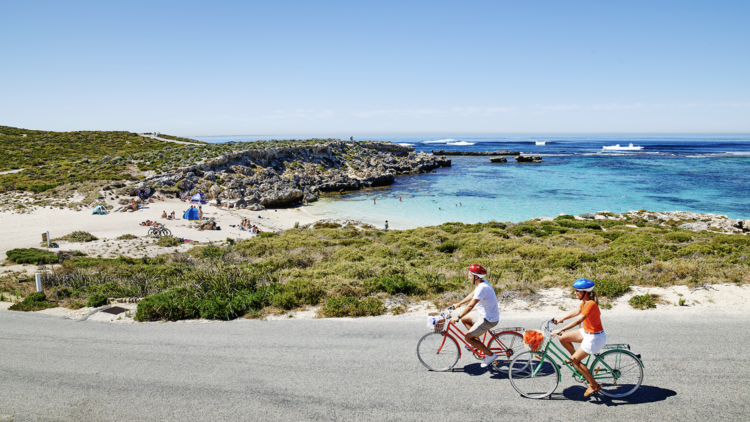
[0,196,317,260]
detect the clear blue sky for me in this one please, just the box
[1,0,748,135]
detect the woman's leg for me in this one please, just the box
[558,329,584,356]
[570,348,600,392]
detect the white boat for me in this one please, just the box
[535,141,547,145]
[602,143,644,151]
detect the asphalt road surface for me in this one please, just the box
[1,309,748,421]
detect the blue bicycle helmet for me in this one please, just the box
[572,278,595,292]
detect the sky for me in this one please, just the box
[1,0,748,135]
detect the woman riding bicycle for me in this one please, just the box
[550,278,607,397]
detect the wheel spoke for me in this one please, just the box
[593,351,643,398]
[509,351,559,399]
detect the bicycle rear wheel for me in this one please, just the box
[509,351,559,399]
[147,228,160,237]
[592,350,643,398]
[417,332,459,372]
[488,331,524,374]
[161,228,171,236]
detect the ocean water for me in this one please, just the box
[194,134,750,229]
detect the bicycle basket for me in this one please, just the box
[523,330,545,352]
[426,313,446,333]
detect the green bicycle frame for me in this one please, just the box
[532,340,644,383]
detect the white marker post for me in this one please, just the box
[35,273,42,293]
[46,231,50,248]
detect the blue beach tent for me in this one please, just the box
[183,207,199,221]
[92,205,108,215]
[190,193,206,204]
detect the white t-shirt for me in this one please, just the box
[473,280,500,322]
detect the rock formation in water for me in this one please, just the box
[489,157,507,163]
[515,156,543,163]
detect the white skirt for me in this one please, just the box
[580,328,607,355]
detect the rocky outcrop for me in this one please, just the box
[489,157,507,163]
[432,150,520,156]
[147,141,450,208]
[515,156,543,163]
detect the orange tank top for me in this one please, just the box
[580,300,603,333]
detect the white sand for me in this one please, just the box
[0,196,318,259]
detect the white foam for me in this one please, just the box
[423,139,457,144]
[398,143,414,146]
[446,141,476,146]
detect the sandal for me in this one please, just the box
[584,384,601,397]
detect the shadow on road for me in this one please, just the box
[562,385,677,405]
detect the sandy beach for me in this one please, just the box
[0,195,318,260]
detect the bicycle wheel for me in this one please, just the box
[488,331,524,374]
[147,228,159,237]
[161,228,171,236]
[509,351,559,399]
[592,350,643,398]
[417,332,460,372]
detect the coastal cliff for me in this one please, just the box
[147,141,451,208]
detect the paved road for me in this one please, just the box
[1,310,748,421]
[140,134,203,146]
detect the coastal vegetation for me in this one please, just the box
[5,218,745,319]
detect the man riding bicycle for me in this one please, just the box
[451,264,501,368]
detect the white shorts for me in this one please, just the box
[580,329,607,355]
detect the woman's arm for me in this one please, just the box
[553,307,581,325]
[551,314,586,337]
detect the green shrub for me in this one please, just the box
[86,293,109,307]
[436,240,461,253]
[6,248,58,264]
[200,245,223,259]
[508,225,546,237]
[58,231,98,242]
[157,236,182,247]
[116,234,138,240]
[257,232,276,238]
[314,222,341,229]
[9,292,58,312]
[369,275,423,296]
[595,280,631,298]
[321,296,385,317]
[665,232,693,243]
[555,215,575,220]
[629,293,658,309]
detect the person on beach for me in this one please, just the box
[384,220,389,230]
[551,278,606,397]
[198,207,203,220]
[170,211,176,219]
[450,265,501,368]
[161,211,167,218]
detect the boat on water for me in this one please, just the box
[602,143,644,151]
[535,141,547,145]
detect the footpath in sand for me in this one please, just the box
[0,196,318,260]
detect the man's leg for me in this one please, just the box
[465,333,493,357]
[460,315,474,331]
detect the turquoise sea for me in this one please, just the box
[194,134,750,229]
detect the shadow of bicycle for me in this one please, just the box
[562,385,677,405]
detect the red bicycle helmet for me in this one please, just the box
[468,264,487,278]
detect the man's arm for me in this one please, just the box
[453,291,475,309]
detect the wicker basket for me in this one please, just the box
[431,318,446,333]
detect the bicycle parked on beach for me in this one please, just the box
[508,320,644,399]
[147,224,171,238]
[417,307,525,373]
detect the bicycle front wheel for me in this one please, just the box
[592,350,643,398]
[488,331,524,374]
[509,351,559,399]
[417,332,459,372]
[161,228,171,236]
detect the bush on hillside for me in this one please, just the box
[320,296,385,318]
[9,292,58,312]
[6,248,58,265]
